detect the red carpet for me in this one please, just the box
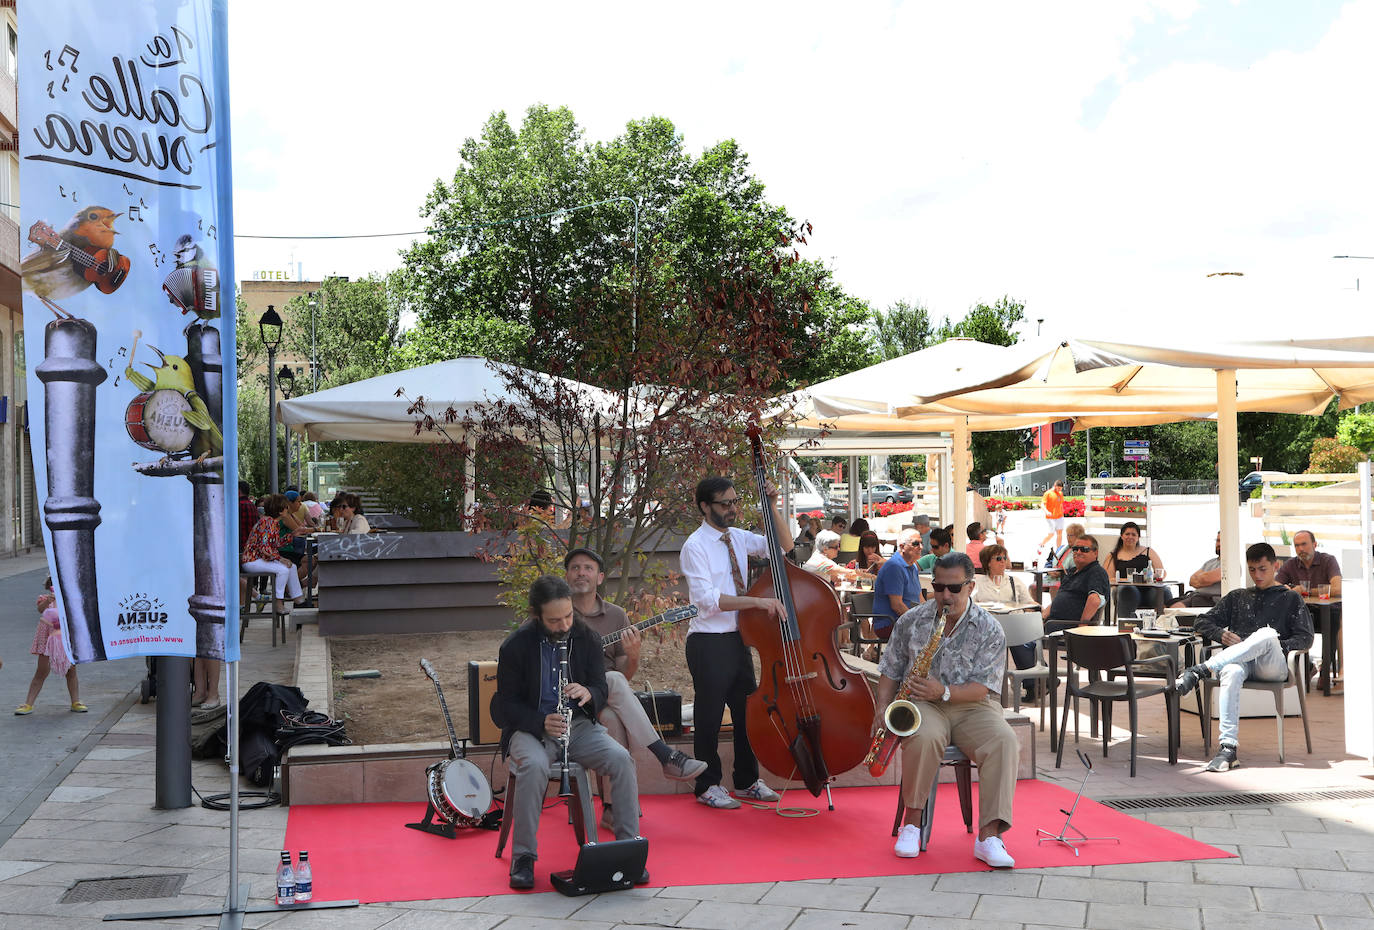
[284,782,1232,902]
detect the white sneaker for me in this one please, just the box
[734,779,780,803]
[894,823,921,858]
[696,785,740,809]
[973,835,1015,868]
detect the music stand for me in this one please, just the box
[1036,749,1120,856]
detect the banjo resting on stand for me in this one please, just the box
[405,658,496,838]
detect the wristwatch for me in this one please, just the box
[941,684,951,703]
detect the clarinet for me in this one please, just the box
[555,635,573,798]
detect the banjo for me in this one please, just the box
[418,658,492,829]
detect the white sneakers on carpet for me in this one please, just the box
[894,824,921,858]
[973,835,1016,868]
[894,827,1015,868]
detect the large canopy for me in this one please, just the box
[903,336,1374,417]
[277,356,621,443]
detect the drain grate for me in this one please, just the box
[60,874,187,904]
[1102,787,1374,811]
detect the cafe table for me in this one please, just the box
[1044,624,1195,765]
[1107,578,1186,622]
[1303,595,1343,696]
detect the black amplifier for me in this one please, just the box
[634,689,682,738]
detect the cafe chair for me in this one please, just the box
[494,762,597,859]
[1198,646,1312,764]
[996,611,1053,731]
[1056,630,1178,777]
[1115,584,1141,619]
[891,745,974,852]
[840,591,887,660]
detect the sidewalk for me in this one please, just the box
[0,605,1371,928]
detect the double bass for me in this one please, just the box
[737,429,876,798]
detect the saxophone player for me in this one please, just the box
[492,575,647,890]
[874,552,1019,868]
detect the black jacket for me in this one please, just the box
[490,619,608,756]
[1194,583,1314,654]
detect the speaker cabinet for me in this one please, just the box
[467,660,501,745]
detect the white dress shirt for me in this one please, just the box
[681,520,771,634]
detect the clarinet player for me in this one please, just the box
[492,575,646,890]
[874,552,1019,868]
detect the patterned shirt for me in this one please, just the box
[241,515,283,564]
[878,599,1007,694]
[238,494,260,554]
[1194,583,1314,654]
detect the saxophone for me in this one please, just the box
[863,607,948,777]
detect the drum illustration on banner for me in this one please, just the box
[18,7,237,666]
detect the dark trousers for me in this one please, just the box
[686,631,758,796]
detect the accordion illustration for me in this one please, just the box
[161,266,218,318]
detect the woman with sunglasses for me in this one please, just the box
[973,545,1034,608]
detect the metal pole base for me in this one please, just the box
[102,884,359,925]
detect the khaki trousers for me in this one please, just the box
[899,697,1018,834]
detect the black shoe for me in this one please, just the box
[634,867,650,885]
[1205,744,1238,772]
[509,854,535,889]
[1175,663,1210,694]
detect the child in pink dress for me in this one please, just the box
[15,577,83,715]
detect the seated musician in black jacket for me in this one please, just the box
[491,575,646,889]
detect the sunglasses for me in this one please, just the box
[1071,545,1096,553]
[929,581,969,593]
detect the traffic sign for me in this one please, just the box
[1123,438,1150,462]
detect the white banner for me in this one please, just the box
[19,0,238,663]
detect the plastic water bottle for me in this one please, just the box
[276,851,295,906]
[1144,562,1155,584]
[295,850,313,903]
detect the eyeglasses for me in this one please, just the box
[1071,545,1096,553]
[929,581,969,593]
[711,498,741,508]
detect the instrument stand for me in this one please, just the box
[1036,750,1119,856]
[825,781,834,812]
[405,801,458,839]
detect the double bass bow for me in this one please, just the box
[737,428,877,798]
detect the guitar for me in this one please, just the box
[27,220,130,294]
[601,604,698,647]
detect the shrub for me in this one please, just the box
[1307,437,1366,474]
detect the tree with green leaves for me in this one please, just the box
[871,299,934,360]
[398,104,870,388]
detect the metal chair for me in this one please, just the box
[494,762,597,859]
[238,570,286,647]
[1056,630,1177,776]
[891,745,974,852]
[1199,647,1312,763]
[840,590,888,660]
[997,611,1052,731]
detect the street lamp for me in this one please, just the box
[277,365,297,488]
[259,305,284,494]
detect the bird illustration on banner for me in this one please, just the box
[22,207,131,300]
[123,330,223,462]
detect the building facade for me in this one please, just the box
[0,4,38,558]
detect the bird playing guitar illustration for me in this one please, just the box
[23,206,131,300]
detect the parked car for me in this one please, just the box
[1238,471,1265,501]
[867,483,913,504]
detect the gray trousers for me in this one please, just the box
[507,716,640,860]
[599,671,660,749]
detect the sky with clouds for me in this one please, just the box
[228,0,1374,339]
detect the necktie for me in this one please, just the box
[720,532,746,593]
